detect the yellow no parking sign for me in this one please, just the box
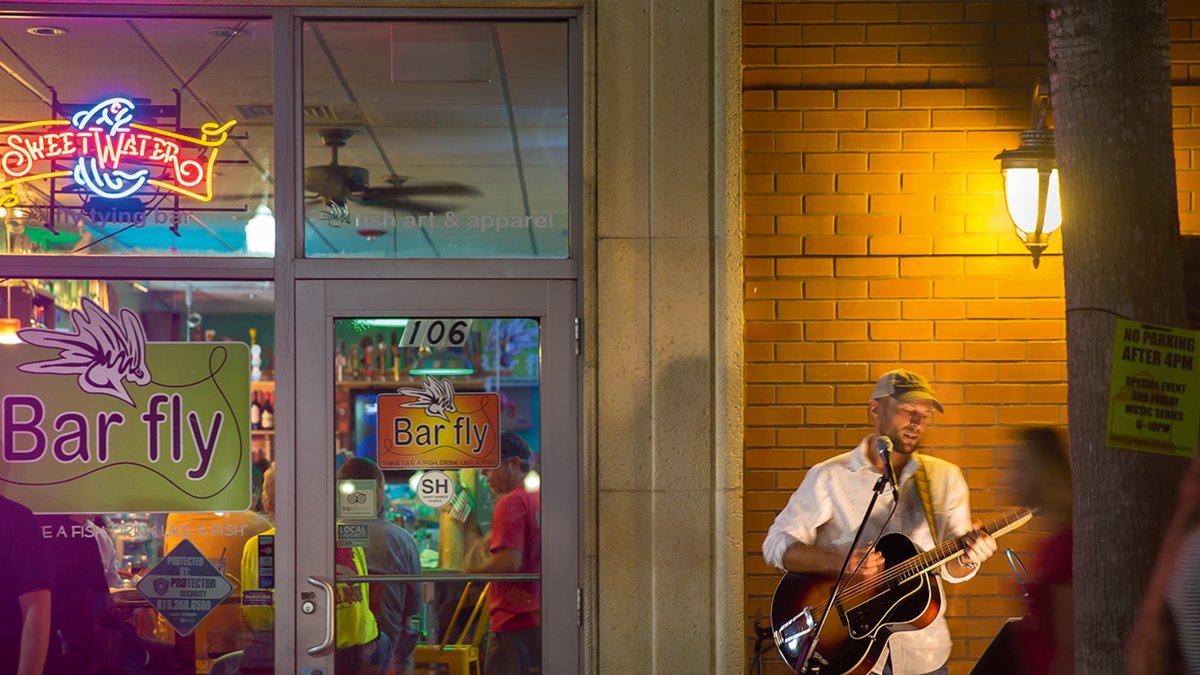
[1107,319,1200,457]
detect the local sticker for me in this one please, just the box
[417,470,455,509]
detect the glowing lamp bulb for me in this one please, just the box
[0,318,20,345]
[1002,167,1062,239]
[245,202,275,256]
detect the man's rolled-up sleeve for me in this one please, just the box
[938,464,978,584]
[763,467,831,570]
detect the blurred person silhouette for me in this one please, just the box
[0,494,51,675]
[1129,448,1200,675]
[37,514,180,675]
[338,458,423,674]
[1010,426,1073,675]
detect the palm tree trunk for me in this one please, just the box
[1047,0,1190,672]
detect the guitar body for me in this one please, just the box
[770,532,944,674]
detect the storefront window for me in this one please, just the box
[0,278,277,674]
[302,22,569,259]
[330,316,542,673]
[0,17,274,256]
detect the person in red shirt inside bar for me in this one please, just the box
[468,431,541,675]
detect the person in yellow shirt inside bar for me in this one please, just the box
[241,463,392,674]
[160,483,272,662]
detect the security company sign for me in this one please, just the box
[1107,319,1200,457]
[137,538,233,636]
[376,377,500,470]
[0,298,251,513]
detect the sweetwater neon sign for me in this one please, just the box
[0,97,237,210]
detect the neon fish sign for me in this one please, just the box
[0,97,237,209]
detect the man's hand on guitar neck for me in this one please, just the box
[946,521,997,578]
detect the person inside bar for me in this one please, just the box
[242,463,392,674]
[338,458,424,675]
[159,502,272,663]
[468,432,542,675]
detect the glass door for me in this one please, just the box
[293,279,579,674]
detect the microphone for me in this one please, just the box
[876,435,900,501]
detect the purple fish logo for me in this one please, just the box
[17,296,151,405]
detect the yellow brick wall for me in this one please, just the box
[743,2,1200,673]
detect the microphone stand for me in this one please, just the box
[796,472,891,674]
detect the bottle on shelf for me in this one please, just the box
[349,344,362,379]
[336,340,347,382]
[250,328,263,382]
[261,391,274,431]
[250,390,262,430]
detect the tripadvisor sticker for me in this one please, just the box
[1107,319,1200,457]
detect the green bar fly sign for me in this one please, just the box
[1107,319,1200,457]
[0,299,251,513]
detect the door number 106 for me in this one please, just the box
[401,319,472,348]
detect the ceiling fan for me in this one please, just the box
[304,127,480,214]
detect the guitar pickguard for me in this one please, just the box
[843,572,932,640]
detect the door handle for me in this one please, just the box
[305,576,336,657]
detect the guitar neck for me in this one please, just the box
[898,507,1036,578]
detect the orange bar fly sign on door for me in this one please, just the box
[376,377,500,469]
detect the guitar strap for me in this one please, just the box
[914,454,938,539]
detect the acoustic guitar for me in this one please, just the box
[770,506,1036,674]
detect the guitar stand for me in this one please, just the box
[750,616,775,675]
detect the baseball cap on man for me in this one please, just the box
[500,431,532,461]
[871,369,944,413]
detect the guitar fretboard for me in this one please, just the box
[893,507,1035,581]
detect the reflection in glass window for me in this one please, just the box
[330,317,542,673]
[0,278,277,674]
[0,17,274,256]
[303,22,568,259]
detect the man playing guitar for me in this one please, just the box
[762,369,998,675]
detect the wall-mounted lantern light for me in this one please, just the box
[996,81,1060,269]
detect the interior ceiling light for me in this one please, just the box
[26,26,68,37]
[1,282,19,346]
[208,27,242,38]
[409,350,474,377]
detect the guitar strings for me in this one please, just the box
[831,508,1027,606]
[836,509,1021,601]
[835,508,1027,604]
[785,508,1032,632]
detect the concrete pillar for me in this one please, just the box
[588,0,743,671]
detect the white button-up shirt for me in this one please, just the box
[762,437,978,675]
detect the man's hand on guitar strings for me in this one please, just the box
[848,543,884,579]
[958,521,998,571]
